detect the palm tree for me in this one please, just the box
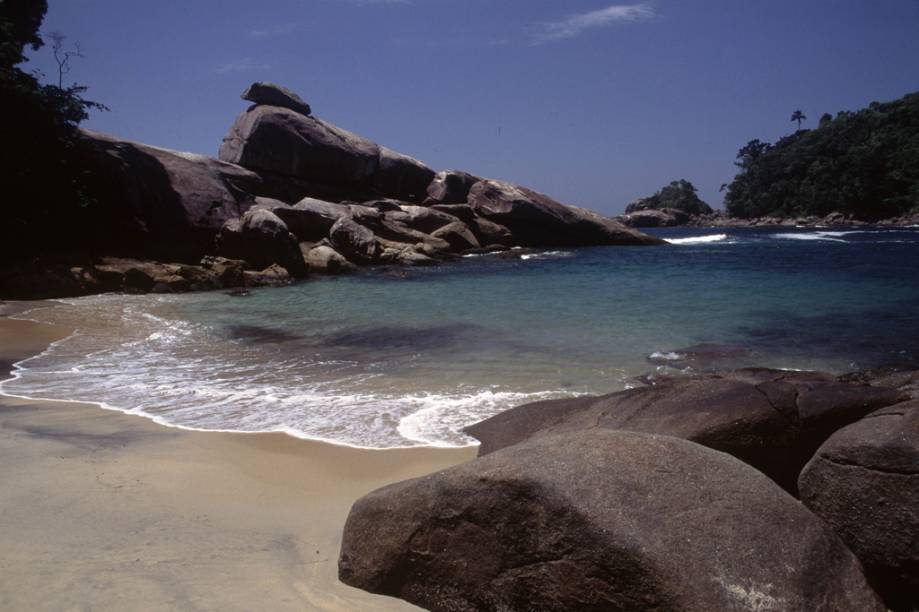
[790,110,806,131]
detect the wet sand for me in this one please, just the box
[0,306,476,611]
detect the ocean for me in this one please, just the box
[3,226,918,449]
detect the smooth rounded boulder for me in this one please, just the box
[425,170,481,204]
[329,217,380,264]
[82,130,263,261]
[465,370,905,492]
[467,179,664,247]
[216,209,305,275]
[799,400,919,610]
[241,82,312,116]
[340,430,883,612]
[372,147,435,203]
[219,105,380,185]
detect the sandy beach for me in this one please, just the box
[0,306,476,611]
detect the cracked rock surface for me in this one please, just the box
[464,368,906,493]
[339,429,884,612]
[799,400,919,611]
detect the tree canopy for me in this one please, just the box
[725,91,919,220]
[625,179,714,216]
[1,0,107,259]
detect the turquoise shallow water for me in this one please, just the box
[4,226,919,448]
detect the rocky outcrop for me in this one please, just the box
[340,429,884,612]
[241,82,312,117]
[2,83,666,299]
[799,400,919,610]
[621,207,691,228]
[468,179,665,247]
[216,209,306,276]
[425,170,480,205]
[372,147,435,203]
[329,217,381,264]
[302,244,356,274]
[465,369,906,492]
[219,105,381,185]
[82,130,262,261]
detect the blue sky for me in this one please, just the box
[27,0,919,214]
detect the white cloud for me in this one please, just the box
[249,22,299,39]
[216,58,272,74]
[536,3,654,43]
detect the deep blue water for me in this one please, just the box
[4,226,918,448]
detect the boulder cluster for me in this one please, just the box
[339,367,919,611]
[0,83,663,299]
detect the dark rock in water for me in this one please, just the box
[219,105,380,185]
[329,217,380,264]
[621,208,690,228]
[465,369,906,492]
[372,147,435,203]
[339,429,884,612]
[224,323,302,344]
[467,179,664,247]
[425,170,480,205]
[241,82,312,117]
[82,130,262,261]
[216,209,306,276]
[799,400,919,611]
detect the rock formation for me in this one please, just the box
[799,400,919,610]
[464,368,906,492]
[340,429,884,612]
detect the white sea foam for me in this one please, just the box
[396,389,566,446]
[0,297,579,449]
[520,250,574,261]
[771,232,847,243]
[665,234,728,245]
[648,351,684,361]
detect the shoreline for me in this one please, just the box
[0,310,476,611]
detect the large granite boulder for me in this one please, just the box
[425,170,481,205]
[465,370,906,492]
[303,244,356,274]
[431,221,480,252]
[219,105,381,185]
[467,179,664,247]
[216,209,305,275]
[799,400,919,610]
[383,205,458,234]
[340,430,883,612]
[329,217,380,264]
[241,82,312,116]
[82,130,262,261]
[372,147,435,203]
[254,196,352,242]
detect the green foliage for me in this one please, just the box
[626,179,714,216]
[0,0,107,258]
[725,92,919,220]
